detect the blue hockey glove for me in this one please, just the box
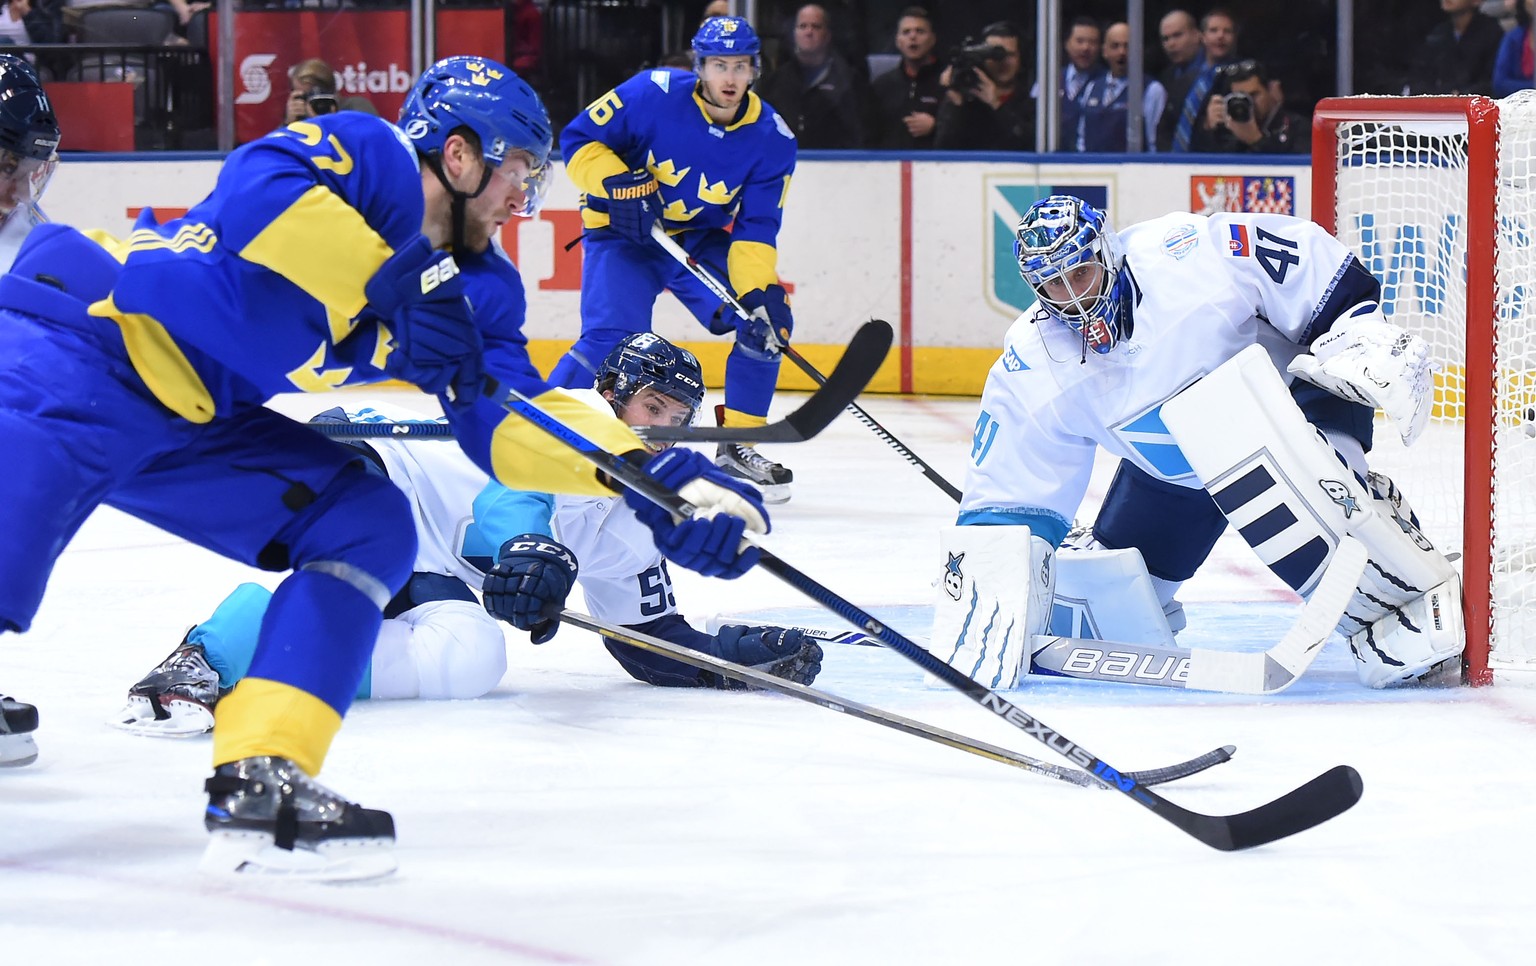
[622,447,768,579]
[481,535,579,644]
[735,284,792,362]
[713,624,824,687]
[599,169,664,245]
[365,237,483,403]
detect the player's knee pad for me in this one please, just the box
[928,525,1053,689]
[371,600,507,700]
[279,467,416,609]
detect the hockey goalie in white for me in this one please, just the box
[932,194,1460,691]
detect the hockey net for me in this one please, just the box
[1313,93,1536,684]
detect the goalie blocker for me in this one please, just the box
[930,345,1462,690]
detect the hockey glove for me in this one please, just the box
[599,169,664,245]
[366,237,483,404]
[712,624,823,687]
[622,447,768,579]
[1287,314,1435,447]
[735,284,792,362]
[482,535,579,644]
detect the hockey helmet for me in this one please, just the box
[0,54,60,214]
[692,16,762,71]
[399,56,552,216]
[1014,195,1129,354]
[597,333,706,424]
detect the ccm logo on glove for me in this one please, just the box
[419,256,462,295]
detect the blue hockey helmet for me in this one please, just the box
[597,333,706,424]
[1014,195,1128,354]
[0,54,60,213]
[692,16,762,71]
[399,55,552,216]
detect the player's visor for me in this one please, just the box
[0,148,57,213]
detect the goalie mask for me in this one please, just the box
[597,333,706,429]
[1014,195,1128,354]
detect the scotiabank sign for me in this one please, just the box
[211,10,505,143]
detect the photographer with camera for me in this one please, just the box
[283,58,378,126]
[1190,58,1306,154]
[934,20,1031,151]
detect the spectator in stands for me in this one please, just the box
[870,5,943,149]
[934,19,1032,151]
[1191,58,1307,154]
[756,3,871,148]
[1051,16,1107,152]
[283,58,378,126]
[0,0,30,47]
[702,1,730,18]
[1154,8,1205,151]
[1408,0,1504,95]
[1493,0,1535,95]
[1200,8,1240,67]
[1077,20,1167,153]
[510,0,543,82]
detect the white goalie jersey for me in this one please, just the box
[962,211,1377,533]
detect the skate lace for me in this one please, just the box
[732,444,783,473]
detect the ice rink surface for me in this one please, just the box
[4,389,1535,965]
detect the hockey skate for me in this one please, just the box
[1,694,39,767]
[201,755,397,881]
[109,637,227,738]
[715,442,793,504]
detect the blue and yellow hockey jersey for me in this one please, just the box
[0,111,641,497]
[560,68,798,296]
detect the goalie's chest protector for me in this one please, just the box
[1070,214,1282,487]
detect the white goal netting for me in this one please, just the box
[1325,92,1536,676]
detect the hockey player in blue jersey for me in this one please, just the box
[0,57,768,880]
[931,195,1460,693]
[112,334,821,737]
[552,15,801,503]
[0,55,60,768]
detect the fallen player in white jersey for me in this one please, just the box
[113,334,821,736]
[933,194,1459,691]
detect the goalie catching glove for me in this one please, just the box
[1287,310,1435,446]
[365,236,482,404]
[622,447,768,579]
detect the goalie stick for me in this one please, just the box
[306,320,892,445]
[797,537,1368,695]
[492,387,1366,852]
[559,608,1233,789]
[649,223,963,502]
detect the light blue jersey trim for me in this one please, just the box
[954,507,1070,547]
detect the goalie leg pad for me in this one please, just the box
[1052,547,1178,646]
[929,525,1052,689]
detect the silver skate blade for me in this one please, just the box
[0,733,38,767]
[200,830,397,882]
[107,696,214,738]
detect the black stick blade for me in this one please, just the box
[1164,764,1364,851]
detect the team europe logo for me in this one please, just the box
[986,180,1108,317]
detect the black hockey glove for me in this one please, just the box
[712,624,823,687]
[598,169,663,245]
[365,237,482,404]
[482,535,579,644]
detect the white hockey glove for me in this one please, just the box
[1287,314,1435,447]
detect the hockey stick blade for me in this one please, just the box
[489,389,1362,849]
[1031,537,1368,694]
[631,319,893,444]
[559,609,1223,788]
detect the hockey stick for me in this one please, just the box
[649,224,964,502]
[307,320,891,445]
[558,609,1232,789]
[796,537,1368,695]
[492,388,1365,851]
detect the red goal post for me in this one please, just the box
[1311,94,1536,685]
